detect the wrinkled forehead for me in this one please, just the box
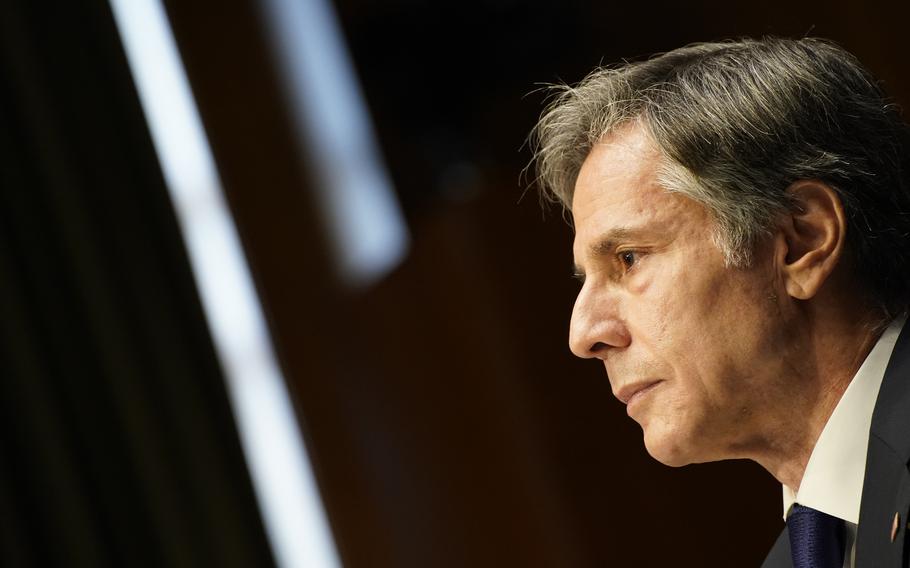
[570,126,714,261]
[571,124,663,205]
[572,126,667,223]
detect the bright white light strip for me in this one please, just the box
[259,0,409,288]
[108,2,342,567]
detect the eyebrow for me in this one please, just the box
[572,227,649,277]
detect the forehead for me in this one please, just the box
[571,125,708,257]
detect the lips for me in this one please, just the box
[614,380,662,405]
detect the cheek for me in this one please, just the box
[636,264,715,361]
[635,259,753,399]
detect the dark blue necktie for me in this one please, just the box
[787,503,846,568]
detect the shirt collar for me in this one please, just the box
[782,317,905,523]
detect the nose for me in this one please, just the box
[568,284,631,359]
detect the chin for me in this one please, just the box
[642,428,699,467]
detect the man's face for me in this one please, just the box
[570,123,792,467]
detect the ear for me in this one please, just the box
[777,180,847,300]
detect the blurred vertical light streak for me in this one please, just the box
[108,1,342,567]
[258,0,410,288]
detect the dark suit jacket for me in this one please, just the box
[762,324,910,567]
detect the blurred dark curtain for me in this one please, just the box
[0,1,273,565]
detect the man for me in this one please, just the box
[530,38,910,567]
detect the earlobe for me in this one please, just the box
[778,180,847,301]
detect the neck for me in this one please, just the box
[749,306,884,491]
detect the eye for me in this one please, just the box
[618,251,638,271]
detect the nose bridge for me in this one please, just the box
[569,281,626,359]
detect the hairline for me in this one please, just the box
[563,118,748,266]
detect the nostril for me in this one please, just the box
[590,341,608,354]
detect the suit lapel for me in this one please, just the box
[856,322,910,567]
[762,528,792,568]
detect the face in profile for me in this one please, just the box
[569,123,796,467]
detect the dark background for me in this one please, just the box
[3,0,909,566]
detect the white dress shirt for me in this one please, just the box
[782,317,905,568]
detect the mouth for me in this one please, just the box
[614,380,663,406]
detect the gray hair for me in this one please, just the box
[531,37,910,318]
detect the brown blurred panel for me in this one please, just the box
[159,11,377,568]
[159,1,397,565]
[162,1,580,566]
